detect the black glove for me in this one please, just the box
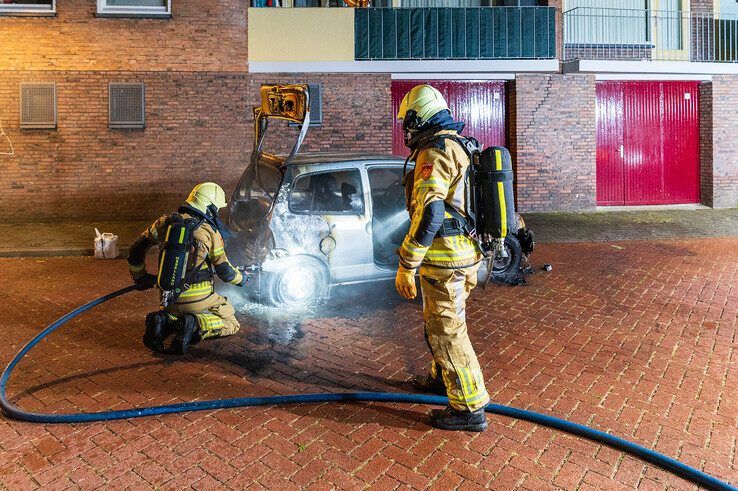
[235,274,250,287]
[134,273,158,291]
[235,266,253,287]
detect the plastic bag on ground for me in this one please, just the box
[94,228,119,259]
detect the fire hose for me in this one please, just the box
[0,285,734,491]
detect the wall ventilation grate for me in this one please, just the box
[20,83,57,130]
[109,83,145,129]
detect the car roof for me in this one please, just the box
[286,152,405,166]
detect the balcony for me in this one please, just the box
[564,7,738,64]
[247,5,559,73]
[355,6,557,60]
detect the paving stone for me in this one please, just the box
[0,238,736,488]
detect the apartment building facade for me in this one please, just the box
[0,0,736,221]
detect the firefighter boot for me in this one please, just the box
[412,373,446,396]
[428,406,487,432]
[170,315,199,356]
[143,311,174,353]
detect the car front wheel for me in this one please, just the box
[263,259,328,308]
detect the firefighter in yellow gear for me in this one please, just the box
[395,84,490,432]
[127,182,244,356]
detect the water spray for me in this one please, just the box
[382,210,411,235]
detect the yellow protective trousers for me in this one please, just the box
[419,262,490,412]
[165,287,240,341]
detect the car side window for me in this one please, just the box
[289,169,364,215]
[368,167,406,218]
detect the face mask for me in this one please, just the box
[401,110,423,148]
[404,128,416,147]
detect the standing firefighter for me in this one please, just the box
[395,85,489,432]
[127,182,245,356]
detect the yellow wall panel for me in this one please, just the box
[248,8,354,62]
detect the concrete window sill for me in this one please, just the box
[95,12,171,19]
[0,10,56,17]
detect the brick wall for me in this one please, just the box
[0,71,251,222]
[0,0,394,222]
[565,45,653,62]
[509,73,597,212]
[246,74,393,156]
[690,0,714,13]
[0,72,393,222]
[0,0,247,72]
[710,75,738,208]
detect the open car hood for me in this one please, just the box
[225,84,312,265]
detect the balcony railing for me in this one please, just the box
[254,1,541,7]
[355,6,556,60]
[564,7,738,63]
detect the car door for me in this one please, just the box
[288,166,373,283]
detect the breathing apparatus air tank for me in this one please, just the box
[157,214,204,306]
[475,146,516,249]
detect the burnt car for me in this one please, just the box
[224,84,533,307]
[225,153,532,307]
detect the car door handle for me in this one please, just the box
[619,145,624,159]
[365,222,372,234]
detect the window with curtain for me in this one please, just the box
[566,0,650,45]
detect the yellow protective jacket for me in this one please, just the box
[399,129,483,270]
[127,211,243,304]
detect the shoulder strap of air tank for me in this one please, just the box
[421,134,479,158]
[170,218,212,303]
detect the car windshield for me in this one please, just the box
[236,162,281,201]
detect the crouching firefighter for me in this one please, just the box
[395,84,490,432]
[127,182,246,356]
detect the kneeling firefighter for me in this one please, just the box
[127,182,246,356]
[395,84,489,432]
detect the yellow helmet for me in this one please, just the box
[186,182,227,213]
[396,84,449,126]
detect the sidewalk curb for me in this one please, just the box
[0,247,130,259]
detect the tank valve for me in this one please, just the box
[494,238,508,260]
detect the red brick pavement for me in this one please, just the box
[0,239,736,489]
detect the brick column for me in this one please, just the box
[699,81,714,206]
[547,0,564,62]
[509,73,597,212]
[708,75,738,208]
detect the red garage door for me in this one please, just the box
[391,80,506,157]
[596,81,700,206]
